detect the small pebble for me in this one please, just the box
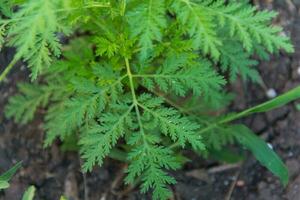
[267,143,273,149]
[236,180,245,187]
[224,180,229,186]
[266,88,277,98]
[280,31,287,37]
[297,66,300,75]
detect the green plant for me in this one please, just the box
[21,185,68,200]
[21,186,36,200]
[1,1,298,199]
[0,162,22,190]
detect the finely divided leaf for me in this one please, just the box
[7,0,62,79]
[126,145,180,200]
[219,41,259,82]
[171,0,221,59]
[127,0,167,59]
[137,54,225,98]
[5,83,52,124]
[138,94,205,150]
[80,103,134,171]
[206,1,294,53]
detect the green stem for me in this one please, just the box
[125,58,148,146]
[120,0,127,16]
[0,57,19,83]
[132,74,185,78]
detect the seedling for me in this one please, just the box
[1,1,298,199]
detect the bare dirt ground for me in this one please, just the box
[1,0,300,199]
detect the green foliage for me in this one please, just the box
[0,0,110,80]
[126,145,180,200]
[127,0,167,59]
[22,186,36,200]
[219,41,260,82]
[4,0,63,79]
[2,1,297,199]
[80,102,134,171]
[233,125,289,186]
[5,83,53,124]
[16,185,68,200]
[138,54,225,98]
[0,1,12,17]
[0,181,9,190]
[0,162,22,190]
[60,196,69,200]
[170,0,221,59]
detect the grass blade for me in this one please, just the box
[22,186,36,200]
[222,85,300,123]
[233,125,288,186]
[0,161,22,182]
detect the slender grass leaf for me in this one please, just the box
[221,85,300,123]
[233,125,288,186]
[0,161,22,182]
[245,86,300,113]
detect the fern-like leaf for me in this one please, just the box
[205,0,294,53]
[5,83,52,124]
[127,0,167,59]
[138,94,205,150]
[80,103,134,171]
[0,0,12,17]
[171,0,221,59]
[220,41,259,82]
[94,36,120,58]
[126,145,180,200]
[136,54,225,98]
[6,0,62,79]
[44,75,124,146]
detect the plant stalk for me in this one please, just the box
[0,57,18,83]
